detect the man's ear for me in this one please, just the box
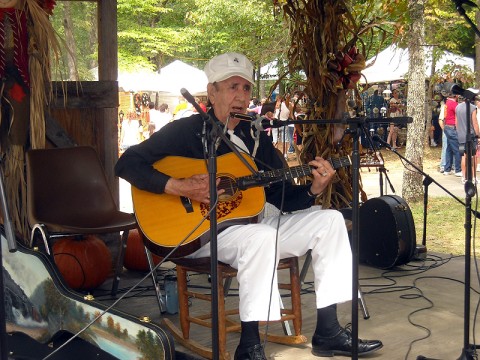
[207,83,215,105]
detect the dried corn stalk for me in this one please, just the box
[280,0,367,209]
[1,0,61,243]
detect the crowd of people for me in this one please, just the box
[361,85,480,185]
[118,97,207,153]
[437,91,480,184]
[244,93,307,159]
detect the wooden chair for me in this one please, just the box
[26,146,138,296]
[161,256,306,360]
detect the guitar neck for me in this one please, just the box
[238,156,351,185]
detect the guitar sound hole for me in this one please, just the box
[218,174,239,201]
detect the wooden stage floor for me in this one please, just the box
[94,250,480,360]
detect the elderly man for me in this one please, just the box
[115,52,382,359]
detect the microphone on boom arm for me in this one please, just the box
[442,82,480,101]
[451,0,477,9]
[230,112,289,131]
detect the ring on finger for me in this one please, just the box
[322,172,328,177]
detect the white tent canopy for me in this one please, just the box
[156,60,208,96]
[360,45,474,84]
[260,60,279,80]
[117,71,162,92]
[117,60,208,95]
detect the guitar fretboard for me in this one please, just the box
[238,156,351,186]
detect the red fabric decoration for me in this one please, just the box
[327,46,363,90]
[34,0,56,15]
[9,82,26,102]
[0,9,29,87]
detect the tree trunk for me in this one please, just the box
[62,2,78,81]
[476,6,480,87]
[403,0,426,203]
[88,5,98,70]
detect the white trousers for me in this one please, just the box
[189,209,352,322]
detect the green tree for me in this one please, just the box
[50,2,97,80]
[425,0,476,57]
[117,0,195,71]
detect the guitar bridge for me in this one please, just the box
[180,196,194,213]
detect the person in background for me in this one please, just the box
[154,103,172,132]
[115,52,383,360]
[430,100,441,147]
[438,94,448,173]
[275,95,294,156]
[247,97,261,116]
[260,100,276,142]
[455,96,479,184]
[148,102,161,136]
[173,97,188,117]
[443,93,462,177]
[173,102,196,119]
[386,89,404,149]
[196,97,207,112]
[119,110,142,152]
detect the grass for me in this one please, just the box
[410,196,471,256]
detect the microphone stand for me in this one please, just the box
[458,96,476,360]
[180,89,260,360]
[289,114,410,360]
[448,3,480,359]
[0,153,17,360]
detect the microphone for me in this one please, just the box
[230,113,289,131]
[442,82,479,100]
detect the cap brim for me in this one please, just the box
[210,71,254,84]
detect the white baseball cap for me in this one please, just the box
[204,52,254,84]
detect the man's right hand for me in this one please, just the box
[164,174,223,204]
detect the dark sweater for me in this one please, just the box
[115,109,314,213]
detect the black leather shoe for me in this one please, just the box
[312,326,383,357]
[234,343,267,360]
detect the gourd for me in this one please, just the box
[53,235,112,291]
[123,229,161,271]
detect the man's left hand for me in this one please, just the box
[308,156,336,195]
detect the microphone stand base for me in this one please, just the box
[457,345,478,360]
[413,244,427,261]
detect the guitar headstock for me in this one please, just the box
[329,156,352,170]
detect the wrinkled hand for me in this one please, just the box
[308,157,336,195]
[165,174,223,204]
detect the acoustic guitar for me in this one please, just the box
[132,152,351,257]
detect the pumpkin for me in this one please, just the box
[53,235,112,291]
[123,228,161,271]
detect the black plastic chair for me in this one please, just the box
[26,146,137,296]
